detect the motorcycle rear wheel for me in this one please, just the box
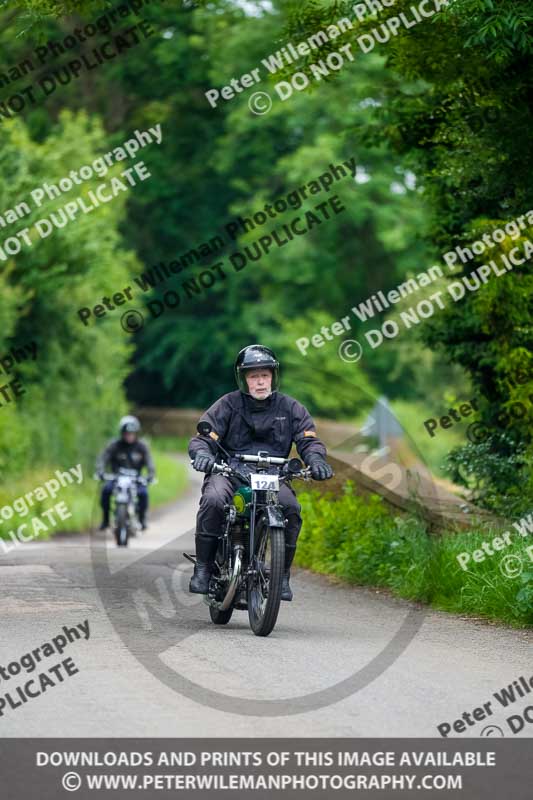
[209,543,236,625]
[247,518,284,637]
[209,606,234,625]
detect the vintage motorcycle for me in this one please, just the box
[97,469,149,547]
[186,421,312,637]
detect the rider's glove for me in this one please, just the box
[193,452,215,474]
[97,471,104,481]
[308,457,334,481]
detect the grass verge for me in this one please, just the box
[296,482,533,627]
[0,444,188,542]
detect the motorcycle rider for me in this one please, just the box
[96,415,155,530]
[188,345,333,601]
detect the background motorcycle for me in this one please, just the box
[187,421,312,637]
[96,469,148,547]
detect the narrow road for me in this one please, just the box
[0,459,531,737]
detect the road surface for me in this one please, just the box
[0,459,531,737]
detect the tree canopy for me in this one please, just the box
[0,0,530,511]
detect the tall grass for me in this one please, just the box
[296,482,533,627]
[0,445,188,542]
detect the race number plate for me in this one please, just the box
[250,474,279,491]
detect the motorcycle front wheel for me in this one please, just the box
[115,503,129,547]
[247,517,284,637]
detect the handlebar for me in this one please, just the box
[191,460,311,484]
[282,465,312,482]
[211,463,251,484]
[94,471,155,485]
[237,453,287,465]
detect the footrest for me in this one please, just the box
[183,552,196,564]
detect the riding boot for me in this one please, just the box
[281,543,297,601]
[100,487,111,530]
[137,491,148,530]
[189,534,219,594]
[138,511,147,530]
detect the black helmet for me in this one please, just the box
[234,345,279,394]
[119,415,141,434]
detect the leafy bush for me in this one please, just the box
[297,482,433,600]
[0,112,138,482]
[296,482,533,627]
[444,433,533,517]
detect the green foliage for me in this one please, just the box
[297,482,433,598]
[0,0,452,417]
[0,0,529,520]
[334,0,533,501]
[444,433,532,517]
[269,313,377,417]
[147,435,190,452]
[433,529,533,627]
[10,0,430,411]
[516,570,533,618]
[140,445,189,510]
[0,443,188,539]
[0,111,136,480]
[297,482,533,626]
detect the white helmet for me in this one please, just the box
[119,415,141,434]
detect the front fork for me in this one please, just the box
[249,493,285,559]
[248,496,286,586]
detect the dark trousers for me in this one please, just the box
[101,481,148,522]
[196,474,302,547]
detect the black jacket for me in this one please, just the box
[96,438,155,479]
[188,390,327,467]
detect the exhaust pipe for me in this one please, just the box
[217,546,244,611]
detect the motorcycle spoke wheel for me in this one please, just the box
[115,505,129,547]
[209,605,234,625]
[247,518,284,637]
